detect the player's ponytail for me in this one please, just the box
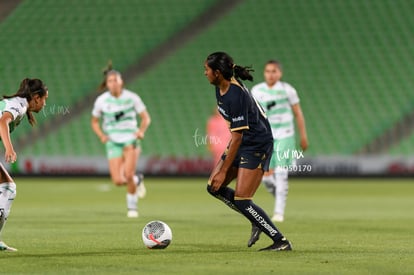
[3,78,48,126]
[233,64,254,81]
[206,52,254,82]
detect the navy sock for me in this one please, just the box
[206,185,240,213]
[234,199,284,242]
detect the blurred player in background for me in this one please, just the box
[205,52,292,251]
[251,60,308,222]
[91,66,151,218]
[206,108,231,165]
[0,78,48,251]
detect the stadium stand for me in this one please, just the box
[2,0,413,158]
[389,133,414,156]
[0,0,218,143]
[127,0,414,157]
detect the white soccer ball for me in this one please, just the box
[142,220,172,249]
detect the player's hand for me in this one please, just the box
[136,131,145,140]
[99,135,109,143]
[210,170,226,192]
[5,149,17,163]
[300,137,308,151]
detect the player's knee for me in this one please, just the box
[112,178,124,186]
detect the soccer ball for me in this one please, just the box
[142,221,172,249]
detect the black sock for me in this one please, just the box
[206,185,240,213]
[234,199,284,242]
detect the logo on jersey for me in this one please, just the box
[266,101,276,110]
[232,115,244,122]
[217,106,228,118]
[10,107,21,115]
[114,111,125,121]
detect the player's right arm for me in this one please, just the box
[91,116,108,143]
[0,112,17,163]
[91,97,109,143]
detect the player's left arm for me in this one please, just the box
[211,85,249,192]
[0,112,17,163]
[210,130,242,192]
[136,110,151,140]
[291,103,308,151]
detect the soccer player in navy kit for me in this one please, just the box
[204,52,291,251]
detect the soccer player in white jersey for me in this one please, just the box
[251,60,308,222]
[91,69,151,218]
[0,78,48,251]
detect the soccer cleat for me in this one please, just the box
[134,174,146,199]
[271,213,284,222]
[259,238,292,251]
[247,224,262,247]
[127,210,139,218]
[0,241,17,252]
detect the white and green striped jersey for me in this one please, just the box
[92,89,146,143]
[0,97,28,133]
[251,81,299,139]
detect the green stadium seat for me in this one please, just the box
[5,0,413,158]
[1,0,218,146]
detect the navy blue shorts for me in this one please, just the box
[221,143,273,171]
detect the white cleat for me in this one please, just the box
[271,214,284,223]
[134,174,146,199]
[127,210,139,218]
[0,241,17,252]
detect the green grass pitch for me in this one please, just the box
[0,177,413,274]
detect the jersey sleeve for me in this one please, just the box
[134,95,146,114]
[91,97,102,118]
[3,100,24,120]
[250,85,258,98]
[250,84,267,110]
[228,87,249,132]
[285,83,300,105]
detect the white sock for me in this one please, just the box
[274,169,288,216]
[262,174,276,195]
[126,192,138,210]
[0,182,16,237]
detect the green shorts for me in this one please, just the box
[105,139,140,159]
[270,136,297,168]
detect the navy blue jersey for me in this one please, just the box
[216,83,273,151]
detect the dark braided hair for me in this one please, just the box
[206,52,254,81]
